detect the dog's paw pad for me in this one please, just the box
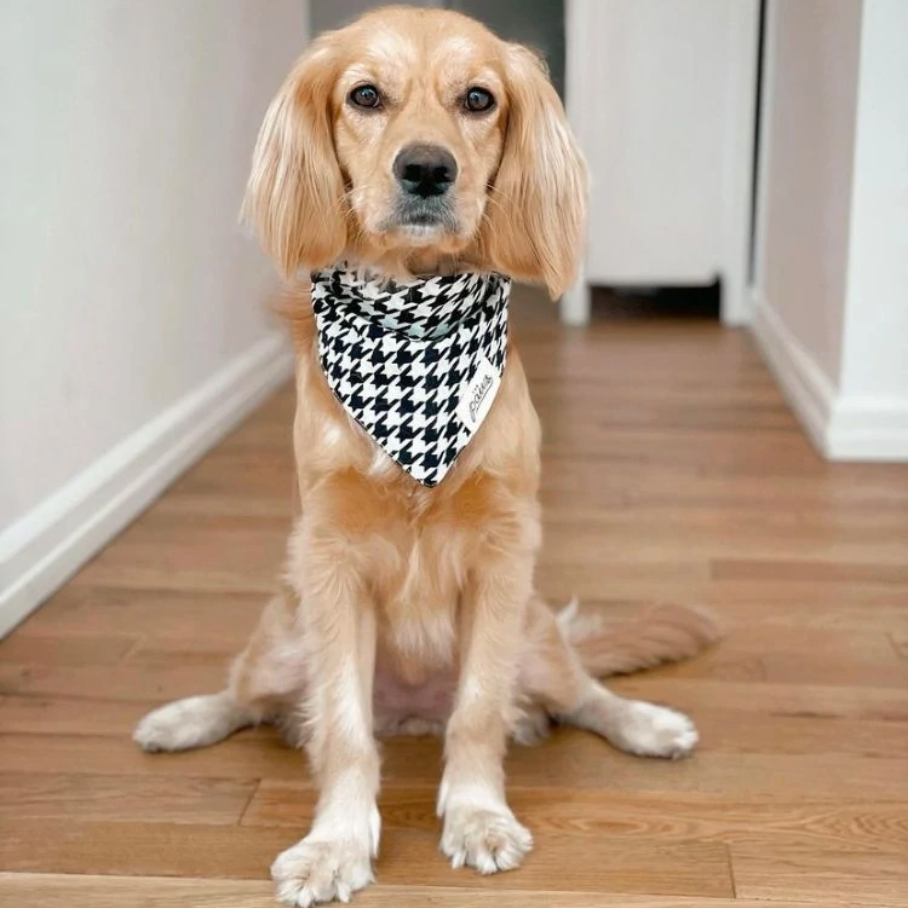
[441,806,533,874]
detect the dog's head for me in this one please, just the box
[244,6,586,297]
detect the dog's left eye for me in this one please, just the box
[464,87,495,113]
[349,84,382,110]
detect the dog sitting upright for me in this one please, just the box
[135,8,717,905]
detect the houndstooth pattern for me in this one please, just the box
[311,265,511,487]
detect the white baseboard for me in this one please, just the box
[827,395,908,460]
[0,334,294,638]
[752,300,908,461]
[752,300,836,455]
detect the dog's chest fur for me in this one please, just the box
[373,491,473,685]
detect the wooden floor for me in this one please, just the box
[2,294,907,907]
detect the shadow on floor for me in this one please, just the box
[591,283,721,322]
[511,282,722,328]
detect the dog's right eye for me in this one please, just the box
[349,85,382,110]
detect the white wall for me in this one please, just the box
[839,0,908,402]
[753,0,908,460]
[0,0,306,635]
[754,0,862,385]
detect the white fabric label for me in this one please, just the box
[457,355,501,434]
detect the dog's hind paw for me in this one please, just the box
[133,693,252,753]
[608,701,699,759]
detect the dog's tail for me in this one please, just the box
[557,598,721,678]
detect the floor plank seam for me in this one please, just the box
[117,636,146,666]
[886,633,906,662]
[724,843,738,900]
[237,779,263,826]
[0,691,161,706]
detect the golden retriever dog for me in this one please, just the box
[134,7,718,905]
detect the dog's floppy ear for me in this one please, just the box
[243,37,347,276]
[481,44,587,299]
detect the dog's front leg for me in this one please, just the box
[271,526,380,907]
[438,551,534,874]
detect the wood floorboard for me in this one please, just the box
[0,772,257,825]
[2,302,907,904]
[243,781,908,855]
[2,875,869,908]
[730,843,908,905]
[0,821,733,897]
[0,633,137,666]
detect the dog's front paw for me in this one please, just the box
[271,837,373,906]
[441,804,533,874]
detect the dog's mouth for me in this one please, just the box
[400,210,443,226]
[382,197,460,241]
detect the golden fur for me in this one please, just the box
[135,9,718,905]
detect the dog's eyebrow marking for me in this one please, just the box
[436,58,502,104]
[343,63,384,85]
[462,65,500,88]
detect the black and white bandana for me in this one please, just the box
[311,266,511,487]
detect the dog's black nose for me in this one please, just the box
[393,144,458,198]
